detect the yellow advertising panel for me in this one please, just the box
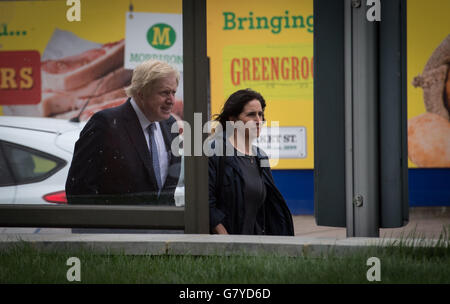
[0,0,181,50]
[223,44,313,101]
[0,0,182,120]
[5,0,446,170]
[207,0,314,169]
[407,0,450,168]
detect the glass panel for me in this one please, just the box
[0,0,185,208]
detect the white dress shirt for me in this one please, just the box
[130,98,169,187]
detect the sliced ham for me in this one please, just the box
[78,97,128,121]
[41,39,125,91]
[40,91,77,117]
[41,67,131,116]
[55,97,127,121]
[74,88,127,109]
[67,67,131,98]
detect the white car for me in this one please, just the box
[0,116,185,206]
[0,116,85,205]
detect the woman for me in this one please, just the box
[209,89,294,235]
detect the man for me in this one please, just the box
[66,60,181,205]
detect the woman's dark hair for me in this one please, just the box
[214,88,266,131]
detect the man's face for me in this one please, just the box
[138,74,178,122]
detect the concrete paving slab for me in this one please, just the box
[0,233,447,257]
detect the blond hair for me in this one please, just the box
[125,60,180,99]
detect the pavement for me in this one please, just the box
[293,207,450,239]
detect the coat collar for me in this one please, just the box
[209,134,272,180]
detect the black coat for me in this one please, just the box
[208,141,294,236]
[66,99,181,205]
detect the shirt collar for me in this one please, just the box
[130,97,154,130]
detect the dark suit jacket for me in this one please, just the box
[66,99,181,205]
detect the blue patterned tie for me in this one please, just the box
[148,123,162,191]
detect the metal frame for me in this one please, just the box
[182,0,209,234]
[379,0,409,228]
[315,0,407,236]
[0,205,185,229]
[345,0,408,236]
[0,0,209,233]
[344,0,354,236]
[347,0,380,237]
[313,0,347,228]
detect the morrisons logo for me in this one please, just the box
[147,23,176,50]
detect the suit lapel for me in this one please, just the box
[121,99,159,188]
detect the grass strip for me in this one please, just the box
[1,236,449,284]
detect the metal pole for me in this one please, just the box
[344,0,354,237]
[182,0,209,234]
[346,0,380,237]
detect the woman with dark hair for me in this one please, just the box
[209,89,294,235]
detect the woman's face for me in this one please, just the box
[233,99,264,139]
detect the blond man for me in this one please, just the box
[66,60,181,205]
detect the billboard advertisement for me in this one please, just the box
[2,0,449,171]
[407,0,450,168]
[207,0,314,169]
[0,0,183,121]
